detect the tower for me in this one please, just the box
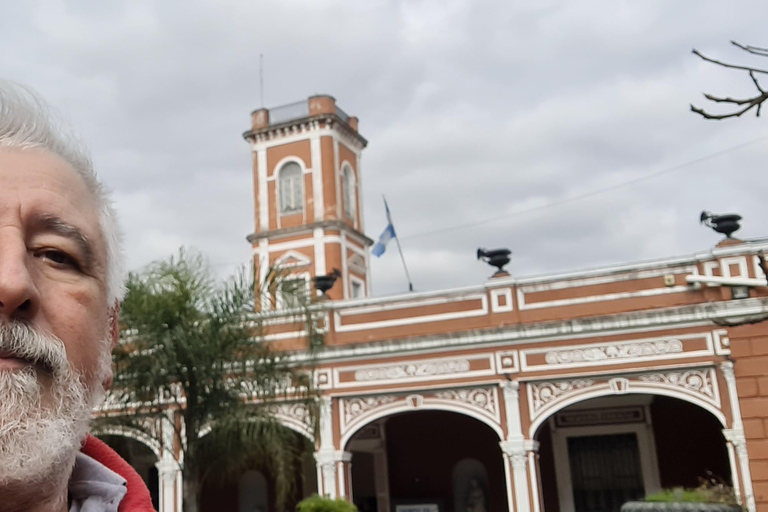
[243,95,371,302]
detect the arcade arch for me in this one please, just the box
[346,409,508,512]
[531,392,733,512]
[98,433,161,510]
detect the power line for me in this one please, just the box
[399,134,768,241]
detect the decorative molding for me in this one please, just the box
[270,402,313,439]
[433,388,497,416]
[521,332,715,371]
[544,339,683,365]
[343,396,398,427]
[526,366,724,434]
[495,350,520,374]
[638,369,718,403]
[274,249,312,269]
[529,380,595,417]
[339,386,503,445]
[354,359,470,382]
[490,288,514,313]
[333,353,494,388]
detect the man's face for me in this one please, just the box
[0,147,112,394]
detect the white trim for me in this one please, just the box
[314,227,326,277]
[274,156,308,226]
[334,293,488,332]
[354,152,364,232]
[340,161,357,227]
[527,372,727,438]
[721,362,756,512]
[334,137,341,219]
[349,274,366,299]
[340,398,504,449]
[551,420,661,512]
[274,249,312,269]
[519,331,716,372]
[310,132,324,221]
[332,353,496,389]
[280,299,768,366]
[255,235,345,253]
[257,148,269,231]
[495,350,520,374]
[252,125,334,150]
[491,288,514,313]
[720,256,749,278]
[341,232,349,300]
[518,284,691,311]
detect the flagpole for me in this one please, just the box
[383,196,414,292]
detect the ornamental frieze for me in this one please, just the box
[339,386,501,437]
[544,339,683,365]
[527,366,721,423]
[354,359,471,382]
[334,354,494,388]
[521,332,714,371]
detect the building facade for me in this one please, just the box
[100,97,768,512]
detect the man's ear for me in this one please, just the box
[103,301,121,389]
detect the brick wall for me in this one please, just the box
[729,322,768,512]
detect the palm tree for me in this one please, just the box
[102,249,323,512]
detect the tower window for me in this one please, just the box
[278,162,303,214]
[342,166,356,219]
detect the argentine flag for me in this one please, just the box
[372,200,396,257]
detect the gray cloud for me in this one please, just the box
[2,0,766,296]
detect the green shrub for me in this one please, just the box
[644,479,739,506]
[296,494,358,512]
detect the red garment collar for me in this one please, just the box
[80,435,156,512]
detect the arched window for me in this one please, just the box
[278,162,303,214]
[342,166,356,219]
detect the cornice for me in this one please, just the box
[285,297,768,365]
[247,220,374,246]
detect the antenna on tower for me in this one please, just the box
[259,54,264,108]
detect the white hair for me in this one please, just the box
[0,79,125,305]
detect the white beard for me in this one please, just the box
[0,323,106,486]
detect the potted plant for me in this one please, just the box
[296,494,359,512]
[621,476,742,512]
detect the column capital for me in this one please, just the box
[721,361,736,381]
[502,380,520,394]
[723,428,746,448]
[500,438,539,456]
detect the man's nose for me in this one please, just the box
[0,241,39,321]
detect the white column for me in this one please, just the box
[499,381,535,512]
[156,456,181,512]
[157,411,182,512]
[335,451,353,500]
[315,396,338,498]
[722,361,756,512]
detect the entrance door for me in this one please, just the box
[567,434,645,512]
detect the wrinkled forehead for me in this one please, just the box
[0,148,107,270]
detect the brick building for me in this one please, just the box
[101,96,768,512]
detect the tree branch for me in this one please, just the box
[691,42,768,120]
[732,40,768,58]
[692,49,768,75]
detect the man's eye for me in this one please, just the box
[39,250,80,269]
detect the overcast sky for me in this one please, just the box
[3,1,768,296]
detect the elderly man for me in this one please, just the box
[0,80,154,511]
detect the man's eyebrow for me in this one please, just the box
[29,213,95,267]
